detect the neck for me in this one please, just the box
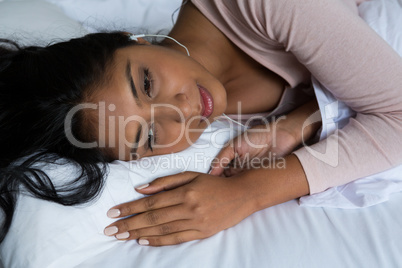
[159,1,235,85]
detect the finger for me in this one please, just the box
[107,187,188,219]
[134,171,199,194]
[114,219,192,241]
[209,144,235,176]
[223,166,244,177]
[107,172,201,219]
[105,205,189,236]
[138,230,203,247]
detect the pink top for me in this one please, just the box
[191,0,402,194]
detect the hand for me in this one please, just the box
[104,172,257,246]
[210,122,299,177]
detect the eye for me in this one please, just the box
[147,123,155,152]
[144,68,153,97]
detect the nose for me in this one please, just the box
[152,93,192,123]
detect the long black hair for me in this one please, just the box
[0,32,136,242]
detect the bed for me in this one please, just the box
[0,0,402,267]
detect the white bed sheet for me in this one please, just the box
[2,120,401,268]
[3,155,402,267]
[77,192,402,268]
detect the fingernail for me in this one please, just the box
[208,167,212,174]
[104,226,118,236]
[136,183,149,190]
[139,239,149,245]
[107,209,121,218]
[116,232,130,239]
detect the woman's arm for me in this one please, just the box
[190,0,402,191]
[210,99,321,176]
[283,99,321,147]
[264,0,402,193]
[104,156,308,246]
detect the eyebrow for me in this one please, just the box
[126,60,142,108]
[130,124,143,156]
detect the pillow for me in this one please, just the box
[0,1,88,46]
[0,120,240,267]
[42,0,183,34]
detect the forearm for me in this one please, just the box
[269,0,402,193]
[276,99,321,146]
[234,154,310,212]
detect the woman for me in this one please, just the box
[102,0,402,246]
[0,0,401,246]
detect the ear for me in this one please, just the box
[135,38,151,45]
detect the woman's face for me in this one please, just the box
[92,42,227,161]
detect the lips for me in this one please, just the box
[198,85,214,119]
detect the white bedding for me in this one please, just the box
[44,0,182,34]
[2,122,402,267]
[5,163,402,267]
[67,193,402,268]
[1,0,402,267]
